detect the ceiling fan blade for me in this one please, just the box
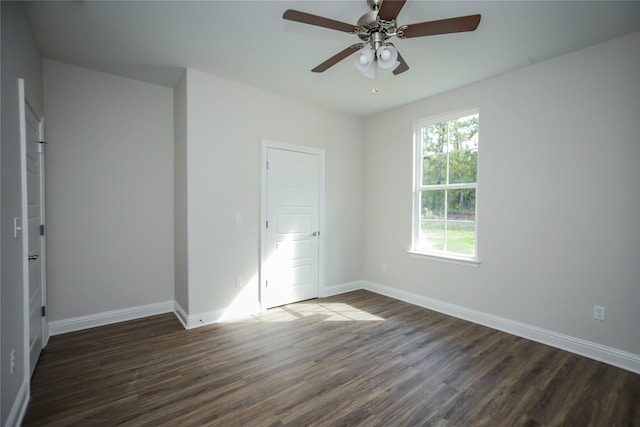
[312,44,363,73]
[283,9,357,33]
[393,51,409,75]
[402,14,481,38]
[378,0,407,21]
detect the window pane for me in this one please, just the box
[422,154,447,185]
[447,189,476,221]
[449,150,477,184]
[419,220,445,253]
[421,190,444,220]
[449,114,479,152]
[423,123,447,155]
[445,221,475,256]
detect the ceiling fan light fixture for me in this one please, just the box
[354,47,376,78]
[355,47,374,66]
[376,45,398,69]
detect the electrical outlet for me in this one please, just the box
[10,349,16,374]
[381,263,387,272]
[593,305,605,321]
[235,277,244,288]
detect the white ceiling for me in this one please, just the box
[25,1,640,117]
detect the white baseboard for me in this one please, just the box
[320,281,363,297]
[6,378,29,427]
[181,307,224,329]
[176,302,262,329]
[48,300,174,336]
[173,301,189,329]
[46,281,357,333]
[360,280,640,374]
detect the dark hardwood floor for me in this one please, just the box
[24,290,639,426]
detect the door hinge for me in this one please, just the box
[266,161,269,170]
[41,306,46,317]
[266,220,269,229]
[265,280,269,288]
[40,224,45,236]
[13,217,22,239]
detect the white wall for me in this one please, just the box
[42,60,174,321]
[363,32,640,355]
[181,69,364,317]
[1,2,43,424]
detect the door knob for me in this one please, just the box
[312,231,320,237]
[28,254,39,261]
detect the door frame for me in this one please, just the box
[19,78,48,379]
[260,140,325,311]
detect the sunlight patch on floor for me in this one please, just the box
[250,301,385,322]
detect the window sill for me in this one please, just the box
[407,250,481,267]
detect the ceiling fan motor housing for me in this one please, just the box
[356,10,399,45]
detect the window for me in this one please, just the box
[412,110,479,262]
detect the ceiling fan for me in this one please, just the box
[283,0,481,76]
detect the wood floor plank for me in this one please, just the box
[23,290,640,426]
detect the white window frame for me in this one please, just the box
[409,108,480,266]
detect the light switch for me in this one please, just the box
[234,212,243,224]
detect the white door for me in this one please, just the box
[263,145,322,309]
[19,79,47,376]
